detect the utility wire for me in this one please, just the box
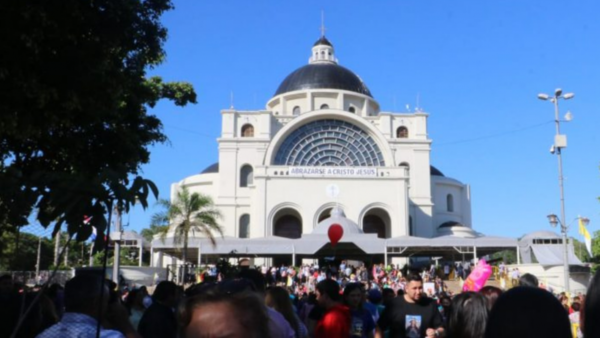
[435,120,553,147]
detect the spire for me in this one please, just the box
[320,10,326,38]
[309,13,337,65]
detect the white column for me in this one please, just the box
[473,246,478,264]
[198,246,202,266]
[138,244,143,267]
[150,246,154,267]
[517,245,521,265]
[384,240,388,266]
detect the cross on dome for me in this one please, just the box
[320,10,326,37]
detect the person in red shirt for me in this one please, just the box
[314,279,351,338]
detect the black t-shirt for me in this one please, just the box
[308,304,326,321]
[377,296,442,338]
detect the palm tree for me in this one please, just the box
[151,186,223,266]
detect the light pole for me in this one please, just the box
[547,215,588,290]
[112,206,122,285]
[538,88,574,293]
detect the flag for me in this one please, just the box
[90,226,98,241]
[84,216,97,241]
[579,217,593,257]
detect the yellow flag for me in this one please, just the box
[579,218,593,257]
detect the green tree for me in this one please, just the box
[141,223,170,243]
[0,0,197,245]
[93,247,146,267]
[490,250,517,264]
[591,230,600,261]
[571,237,591,263]
[152,187,222,265]
[0,230,54,271]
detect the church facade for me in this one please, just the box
[161,36,475,262]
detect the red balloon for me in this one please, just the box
[328,224,344,247]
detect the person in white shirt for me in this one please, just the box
[37,274,136,338]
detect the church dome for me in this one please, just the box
[200,162,219,174]
[311,206,363,235]
[313,36,332,47]
[274,64,373,98]
[274,36,373,98]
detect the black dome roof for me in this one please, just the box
[274,63,373,98]
[200,162,219,174]
[430,165,445,177]
[313,36,332,47]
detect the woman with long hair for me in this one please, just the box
[124,288,147,331]
[448,292,488,338]
[343,283,375,338]
[266,286,307,338]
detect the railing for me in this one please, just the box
[166,264,198,284]
[0,270,74,286]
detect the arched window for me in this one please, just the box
[241,124,254,137]
[320,104,329,109]
[292,106,301,116]
[274,119,385,166]
[397,126,408,138]
[274,214,302,239]
[317,208,333,223]
[362,208,391,239]
[447,194,454,212]
[363,215,387,239]
[239,214,250,238]
[240,165,253,187]
[348,106,356,113]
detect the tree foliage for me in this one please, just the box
[591,230,600,260]
[0,0,197,244]
[571,237,591,263]
[151,186,222,264]
[141,223,170,243]
[93,246,148,267]
[0,231,53,271]
[490,250,517,264]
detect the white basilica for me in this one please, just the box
[151,36,479,266]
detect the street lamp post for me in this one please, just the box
[546,214,570,292]
[112,206,122,285]
[547,215,589,290]
[539,88,574,292]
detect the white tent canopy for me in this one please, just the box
[151,233,519,264]
[518,230,583,266]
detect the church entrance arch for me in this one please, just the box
[273,208,303,239]
[362,208,391,238]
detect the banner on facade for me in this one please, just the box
[288,166,378,178]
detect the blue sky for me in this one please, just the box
[97,1,600,241]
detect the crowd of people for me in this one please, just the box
[0,260,599,338]
[200,262,452,299]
